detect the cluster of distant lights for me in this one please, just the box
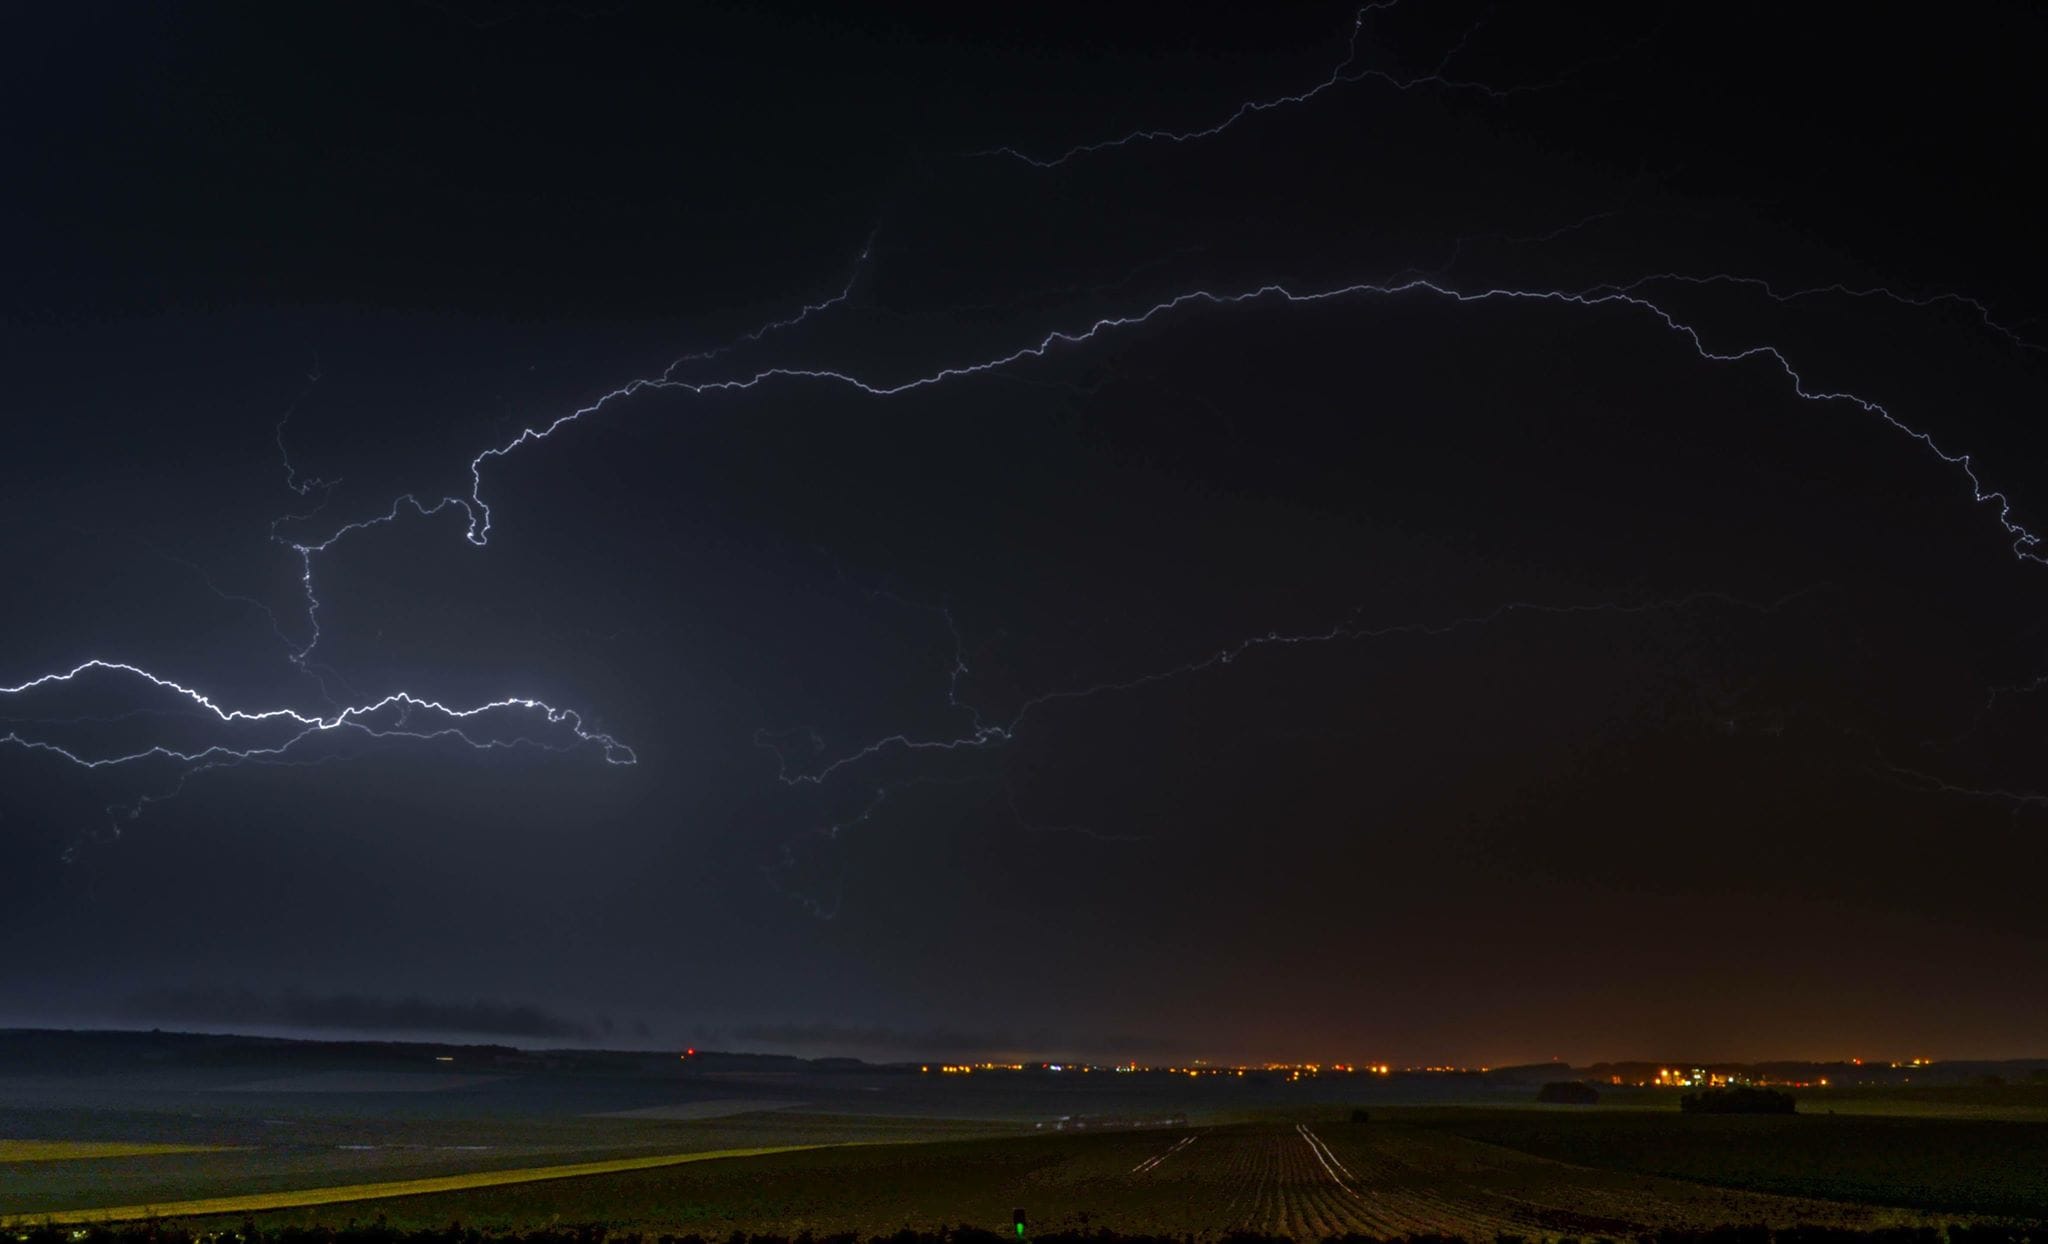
[921,1058,1943,1085]
[698,1050,1943,1091]
[1617,1057,1939,1089]
[923,1061,1404,1077]
[1642,1067,1814,1089]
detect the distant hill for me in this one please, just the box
[0,1028,903,1075]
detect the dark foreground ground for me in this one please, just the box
[162,1117,2043,1238]
[6,1227,2048,1244]
[4,1033,2046,1237]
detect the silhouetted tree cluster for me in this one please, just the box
[1679,1086,1796,1114]
[1535,1081,1600,1105]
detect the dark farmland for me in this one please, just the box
[5,1033,2046,1234]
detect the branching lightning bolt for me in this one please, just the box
[1,660,634,769]
[972,1,1643,169]
[763,590,1821,790]
[0,238,878,828]
[421,271,2037,572]
[10,245,2039,844]
[1591,273,2046,355]
[276,355,336,497]
[759,588,1820,913]
[8,5,2041,894]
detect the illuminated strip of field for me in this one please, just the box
[0,1141,236,1162]
[19,1143,830,1224]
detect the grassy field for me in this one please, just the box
[22,1144,835,1225]
[108,1119,1997,1239]
[0,1113,1004,1219]
[0,1141,235,1162]
[1805,1083,2048,1120]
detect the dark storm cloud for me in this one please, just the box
[123,987,592,1040]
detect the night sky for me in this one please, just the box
[5,1,2047,1065]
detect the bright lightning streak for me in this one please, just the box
[9,7,2037,872]
[975,276,2021,560]
[0,241,884,831]
[0,659,634,769]
[13,245,2032,838]
[705,263,2033,843]
[271,228,878,663]
[442,271,2036,579]
[457,235,873,548]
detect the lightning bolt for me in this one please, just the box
[9,253,2038,844]
[971,1,1647,169]
[0,247,868,827]
[275,354,335,497]
[0,660,634,769]
[268,227,878,667]
[1877,763,2048,815]
[8,8,2038,889]
[758,589,1817,914]
[764,590,1821,789]
[1591,273,2046,355]
[395,271,2036,575]
[0,234,895,836]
